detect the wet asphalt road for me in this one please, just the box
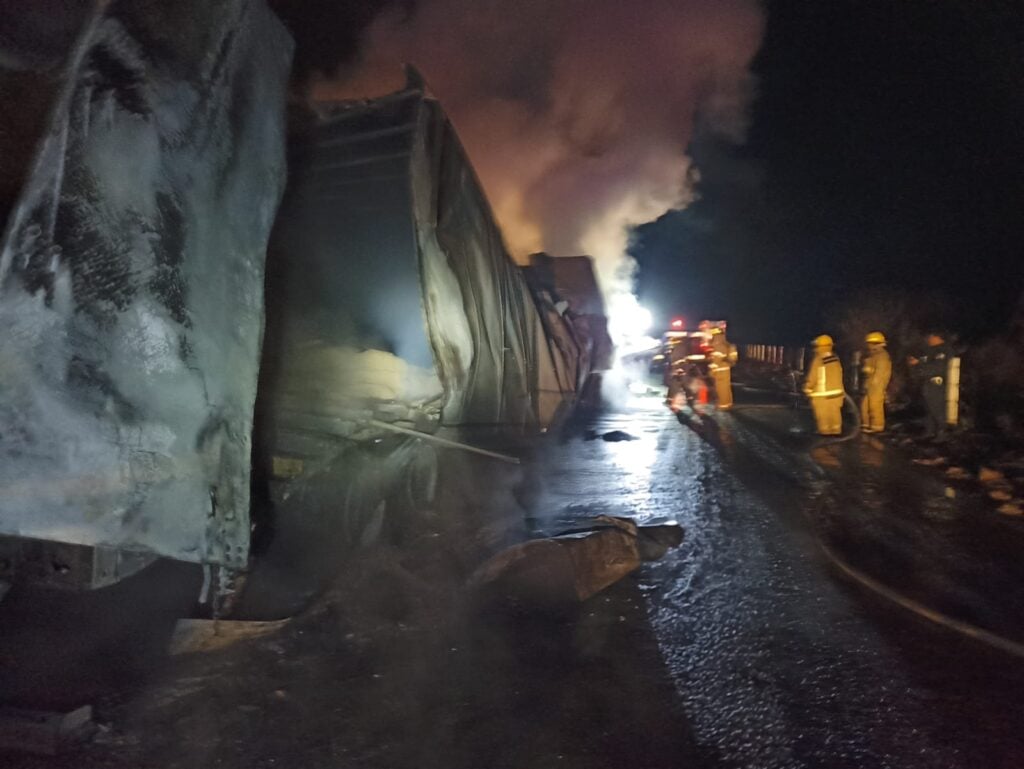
[530,390,1024,769]
[4,387,1024,769]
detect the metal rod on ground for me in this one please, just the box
[367,419,521,464]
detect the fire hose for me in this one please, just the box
[816,392,861,446]
[811,526,1024,660]
[725,376,1024,658]
[801,398,1024,660]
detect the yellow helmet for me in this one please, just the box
[865,331,886,345]
[813,334,833,348]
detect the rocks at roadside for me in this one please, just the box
[994,456,1024,477]
[882,417,1024,520]
[975,466,1024,514]
[933,463,1024,520]
[978,467,1007,484]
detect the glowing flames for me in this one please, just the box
[319,0,764,346]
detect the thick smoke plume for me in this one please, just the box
[318,0,763,341]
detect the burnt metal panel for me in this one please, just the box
[0,0,293,567]
[268,91,432,367]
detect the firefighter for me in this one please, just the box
[860,331,892,433]
[803,335,845,436]
[709,327,737,410]
[908,332,957,437]
[665,337,688,411]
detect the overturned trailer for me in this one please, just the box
[0,15,607,594]
[0,0,293,591]
[263,81,604,440]
[253,79,610,561]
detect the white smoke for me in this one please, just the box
[318,0,764,343]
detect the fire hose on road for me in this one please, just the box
[813,532,1024,660]
[802,401,1024,660]
[818,392,862,446]
[697,377,1024,660]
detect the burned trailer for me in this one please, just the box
[254,78,596,552]
[0,24,597,600]
[0,0,293,592]
[522,252,614,405]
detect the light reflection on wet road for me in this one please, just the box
[532,393,1024,769]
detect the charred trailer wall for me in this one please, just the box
[261,85,578,443]
[526,253,614,375]
[0,0,293,573]
[412,96,538,428]
[259,88,444,450]
[520,267,586,425]
[527,253,614,413]
[253,85,589,555]
[253,88,449,556]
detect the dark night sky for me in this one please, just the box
[633,0,1024,343]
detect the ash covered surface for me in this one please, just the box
[3,448,701,769]
[0,0,292,566]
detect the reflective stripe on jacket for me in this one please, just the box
[804,353,844,398]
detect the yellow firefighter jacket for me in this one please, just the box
[804,352,844,399]
[710,335,737,371]
[861,347,891,393]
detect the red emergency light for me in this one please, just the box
[670,318,684,329]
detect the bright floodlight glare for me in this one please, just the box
[616,302,651,337]
[608,296,659,357]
